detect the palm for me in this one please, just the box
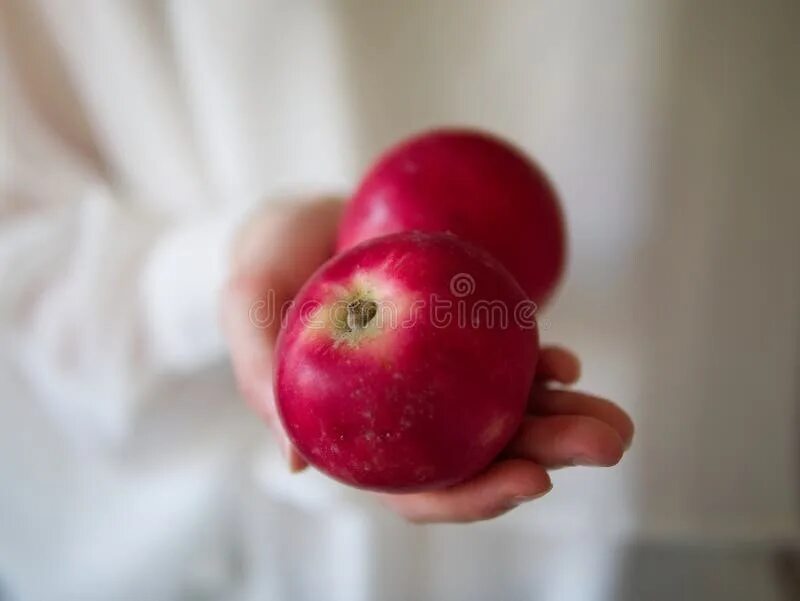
[222,197,633,523]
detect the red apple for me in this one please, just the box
[275,232,539,492]
[337,128,566,307]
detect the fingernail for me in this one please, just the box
[572,455,606,467]
[509,485,552,507]
[288,452,305,473]
[280,437,296,468]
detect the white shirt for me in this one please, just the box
[1,2,798,600]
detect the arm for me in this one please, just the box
[2,72,244,447]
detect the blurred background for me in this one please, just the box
[1,1,798,600]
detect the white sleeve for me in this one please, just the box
[1,70,246,449]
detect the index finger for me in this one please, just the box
[535,346,581,384]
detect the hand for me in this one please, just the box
[222,196,634,523]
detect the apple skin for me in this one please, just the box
[275,232,539,492]
[337,129,566,307]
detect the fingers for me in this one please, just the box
[379,460,552,524]
[529,389,634,449]
[530,350,630,465]
[535,346,581,384]
[506,415,625,468]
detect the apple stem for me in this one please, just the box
[346,298,378,331]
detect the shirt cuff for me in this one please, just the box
[142,207,248,371]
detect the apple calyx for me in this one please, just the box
[326,287,382,347]
[346,298,378,332]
